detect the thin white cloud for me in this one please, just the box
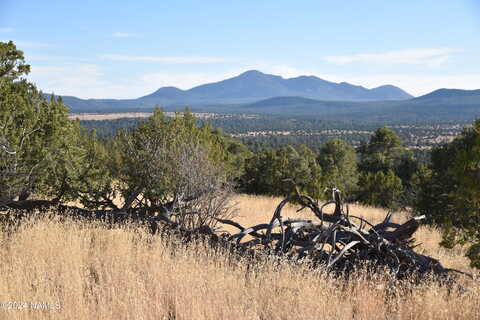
[29,64,106,96]
[100,54,231,64]
[112,32,138,38]
[25,54,76,62]
[323,48,460,67]
[0,27,14,33]
[27,64,218,99]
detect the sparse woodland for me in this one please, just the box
[1,40,480,319]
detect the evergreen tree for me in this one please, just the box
[0,41,30,79]
[356,170,403,208]
[113,108,236,207]
[317,138,358,196]
[240,145,323,198]
[0,41,87,204]
[359,126,406,174]
[357,126,416,207]
[415,120,480,268]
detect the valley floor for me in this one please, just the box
[0,195,478,319]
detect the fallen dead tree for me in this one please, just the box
[0,188,473,283]
[219,188,473,281]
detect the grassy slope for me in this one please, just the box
[0,195,478,319]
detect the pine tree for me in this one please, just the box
[0,41,87,205]
[357,126,416,207]
[416,120,480,268]
[317,138,358,196]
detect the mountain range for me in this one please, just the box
[53,70,412,112]
[140,70,412,102]
[48,70,480,122]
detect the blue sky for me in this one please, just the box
[1,0,480,98]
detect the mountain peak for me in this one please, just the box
[140,86,184,99]
[369,84,413,100]
[236,70,282,80]
[374,84,396,89]
[239,70,264,76]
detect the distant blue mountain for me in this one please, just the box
[45,71,480,121]
[236,89,480,121]
[413,88,480,101]
[55,70,413,112]
[140,70,413,103]
[141,86,186,99]
[49,70,412,112]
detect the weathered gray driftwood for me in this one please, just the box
[223,188,471,280]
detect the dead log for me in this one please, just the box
[219,188,472,282]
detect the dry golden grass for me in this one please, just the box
[0,195,478,319]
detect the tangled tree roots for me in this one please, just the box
[0,188,473,284]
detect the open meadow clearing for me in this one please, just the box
[0,195,478,320]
